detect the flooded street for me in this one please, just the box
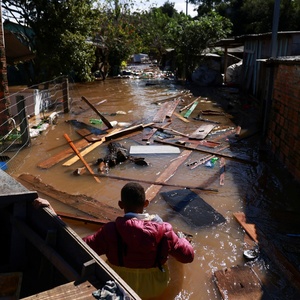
[6,78,300,299]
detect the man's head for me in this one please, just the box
[119,182,148,213]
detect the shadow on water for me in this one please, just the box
[190,83,300,298]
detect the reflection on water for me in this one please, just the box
[7,79,299,299]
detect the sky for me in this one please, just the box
[139,0,198,17]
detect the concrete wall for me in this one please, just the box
[266,60,300,181]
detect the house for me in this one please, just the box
[215,32,300,183]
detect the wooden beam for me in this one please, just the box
[154,139,257,166]
[37,139,90,169]
[87,172,218,193]
[17,174,121,221]
[63,134,100,183]
[81,96,113,129]
[63,137,105,167]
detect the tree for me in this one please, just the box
[2,0,97,83]
[166,12,232,79]
[93,0,144,76]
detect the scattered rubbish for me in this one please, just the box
[205,157,219,168]
[243,247,260,260]
[90,118,103,125]
[129,145,180,154]
[48,112,59,125]
[0,161,8,171]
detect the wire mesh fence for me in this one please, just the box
[0,76,70,171]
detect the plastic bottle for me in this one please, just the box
[205,157,219,168]
[90,119,103,125]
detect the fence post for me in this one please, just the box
[62,77,70,113]
[16,95,30,147]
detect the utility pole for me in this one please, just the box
[271,0,280,57]
[0,1,11,136]
[186,0,188,16]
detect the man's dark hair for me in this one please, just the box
[121,182,145,209]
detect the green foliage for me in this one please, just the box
[93,0,144,75]
[3,0,97,83]
[166,12,232,78]
[190,0,300,35]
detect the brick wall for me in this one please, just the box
[267,62,300,181]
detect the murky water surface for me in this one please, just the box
[7,78,299,299]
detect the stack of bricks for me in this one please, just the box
[268,62,300,182]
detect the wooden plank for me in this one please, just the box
[63,137,105,166]
[173,112,190,123]
[233,212,300,291]
[37,139,91,169]
[179,97,200,112]
[17,174,122,222]
[165,98,180,118]
[142,128,157,141]
[214,265,262,300]
[153,101,170,123]
[105,124,144,141]
[145,150,192,201]
[22,281,96,300]
[63,134,100,183]
[233,212,258,243]
[129,145,180,154]
[81,96,113,129]
[183,101,198,118]
[154,139,257,166]
[189,124,216,140]
[89,173,217,192]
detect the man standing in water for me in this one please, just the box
[83,182,194,299]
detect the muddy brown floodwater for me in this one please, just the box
[7,78,300,299]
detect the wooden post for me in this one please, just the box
[0,6,11,136]
[16,95,30,147]
[62,77,70,113]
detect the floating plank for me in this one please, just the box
[129,145,180,154]
[63,134,100,183]
[145,150,192,201]
[63,137,105,167]
[189,124,216,140]
[105,124,144,141]
[153,100,179,123]
[81,96,113,129]
[234,212,300,291]
[233,212,258,243]
[161,189,225,227]
[17,174,121,222]
[214,265,262,300]
[37,139,90,169]
[173,112,190,123]
[183,101,198,118]
[165,98,181,118]
[142,128,157,141]
[179,97,200,112]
